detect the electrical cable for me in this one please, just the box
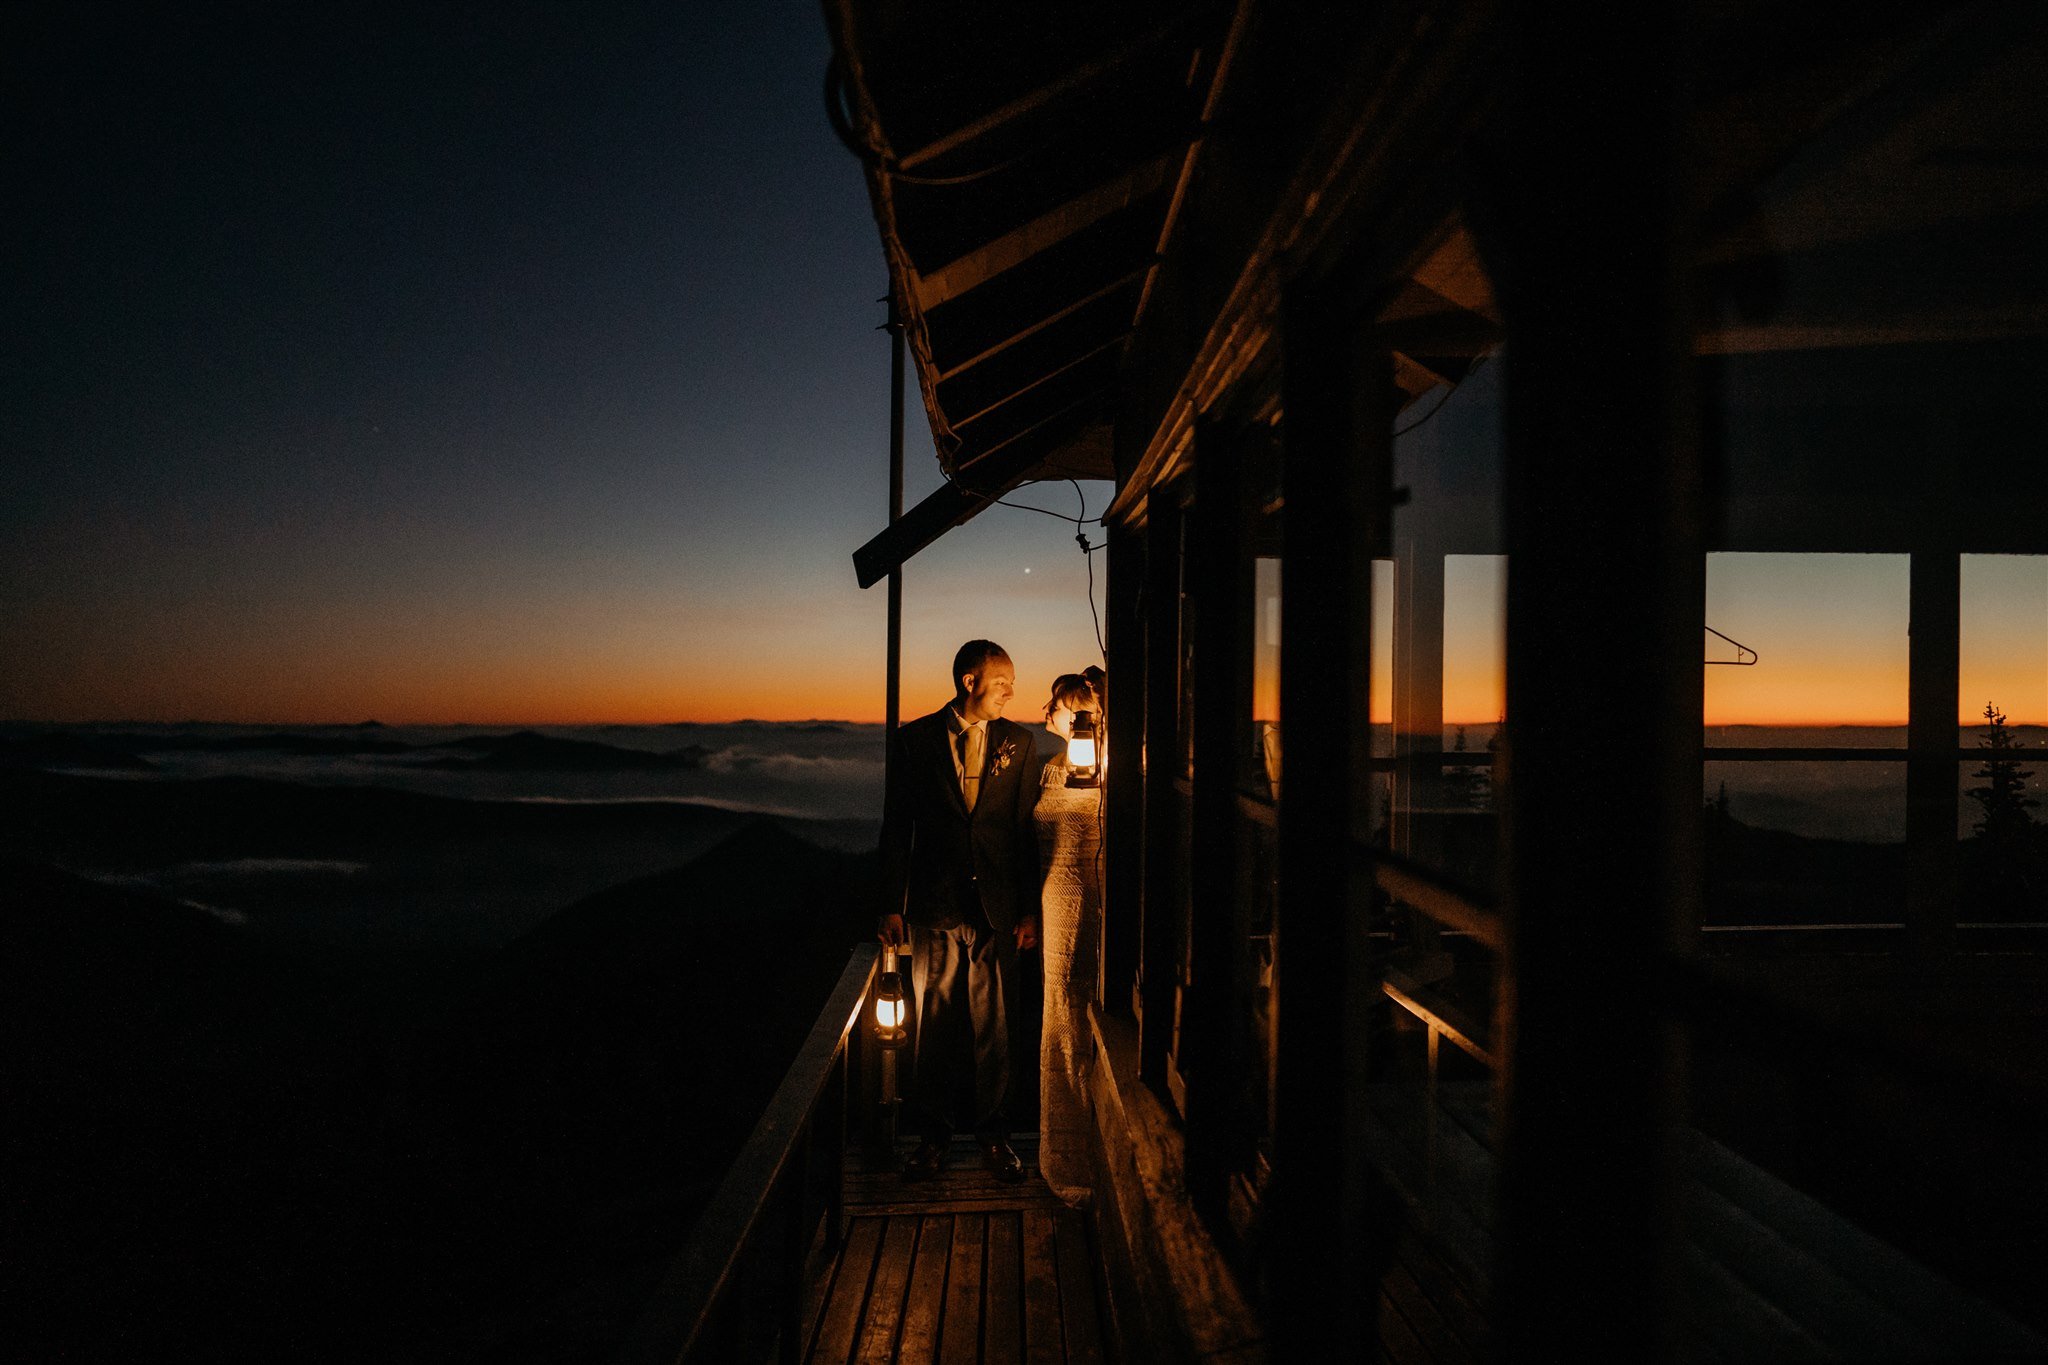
[1069,480,1108,663]
[1393,351,1492,439]
[989,492,1107,524]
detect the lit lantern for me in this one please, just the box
[1066,711,1099,787]
[874,946,908,1047]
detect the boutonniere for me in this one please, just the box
[986,736,1019,780]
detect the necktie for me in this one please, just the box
[961,724,985,811]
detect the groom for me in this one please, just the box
[879,639,1041,1182]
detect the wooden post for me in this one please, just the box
[1906,549,1961,959]
[1184,417,1244,1208]
[1140,492,1185,1076]
[1268,290,1385,1359]
[1104,521,1146,1012]
[1392,538,1447,864]
[1486,6,1696,1360]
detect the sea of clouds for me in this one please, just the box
[41,720,891,823]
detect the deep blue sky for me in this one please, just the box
[2,1,1112,723]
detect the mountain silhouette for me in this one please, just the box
[4,860,382,1361]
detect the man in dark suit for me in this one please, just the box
[879,639,1041,1182]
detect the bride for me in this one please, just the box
[1033,668,1104,1205]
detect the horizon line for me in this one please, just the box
[10,715,2046,730]
[0,715,879,729]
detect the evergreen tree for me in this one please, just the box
[1446,725,1489,810]
[1964,703,2043,918]
[1966,703,2039,843]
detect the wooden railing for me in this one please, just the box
[616,943,880,1365]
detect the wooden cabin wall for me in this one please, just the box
[1072,3,2048,1360]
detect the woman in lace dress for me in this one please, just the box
[1033,670,1104,1205]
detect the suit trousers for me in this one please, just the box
[908,920,1014,1143]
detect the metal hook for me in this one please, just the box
[1705,625,1758,666]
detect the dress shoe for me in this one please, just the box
[981,1139,1025,1184]
[902,1140,949,1182]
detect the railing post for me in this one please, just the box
[615,945,877,1365]
[829,1028,851,1249]
[1104,520,1145,1013]
[1486,5,1696,1360]
[1270,291,1385,1359]
[782,1133,811,1365]
[1426,1025,1441,1201]
[1184,416,1243,1206]
[1139,491,1185,1076]
[1906,548,1961,960]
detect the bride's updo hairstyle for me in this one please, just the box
[1042,673,1101,723]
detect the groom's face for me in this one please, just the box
[959,657,1015,723]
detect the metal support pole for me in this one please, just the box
[886,293,905,737]
[872,292,907,1168]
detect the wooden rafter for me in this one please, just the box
[894,14,1195,172]
[948,334,1129,432]
[913,151,1181,309]
[934,266,1147,382]
[1131,0,1257,331]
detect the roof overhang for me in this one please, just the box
[824,0,1236,584]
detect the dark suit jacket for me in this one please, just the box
[880,708,1043,937]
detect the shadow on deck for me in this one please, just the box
[803,1136,1110,1365]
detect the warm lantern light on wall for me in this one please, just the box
[1066,711,1099,787]
[874,945,907,1047]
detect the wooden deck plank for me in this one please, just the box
[1676,1240,1828,1362]
[827,1142,1125,1365]
[853,1215,921,1365]
[894,1216,953,1365]
[801,1219,839,1363]
[1020,1209,1062,1365]
[1360,1085,1496,1284]
[1053,1206,1107,1365]
[1392,1231,1490,1358]
[809,1217,884,1365]
[1376,1289,1433,1365]
[1682,1128,2045,1356]
[844,1175,1062,1205]
[839,1196,1067,1217]
[1380,1255,1471,1364]
[985,1213,1024,1365]
[940,1214,987,1365]
[1683,1178,1936,1360]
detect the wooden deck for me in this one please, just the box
[1360,1078,2048,1362]
[801,1136,1111,1365]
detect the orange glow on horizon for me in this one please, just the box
[9,551,2035,732]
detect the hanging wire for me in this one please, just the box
[1073,481,1108,662]
[1393,351,1493,439]
[989,489,1108,524]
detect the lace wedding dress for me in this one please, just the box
[1033,757,1103,1206]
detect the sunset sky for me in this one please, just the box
[4,7,2040,729]
[2,2,1112,725]
[1435,552,2045,728]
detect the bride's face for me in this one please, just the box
[1046,701,1097,740]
